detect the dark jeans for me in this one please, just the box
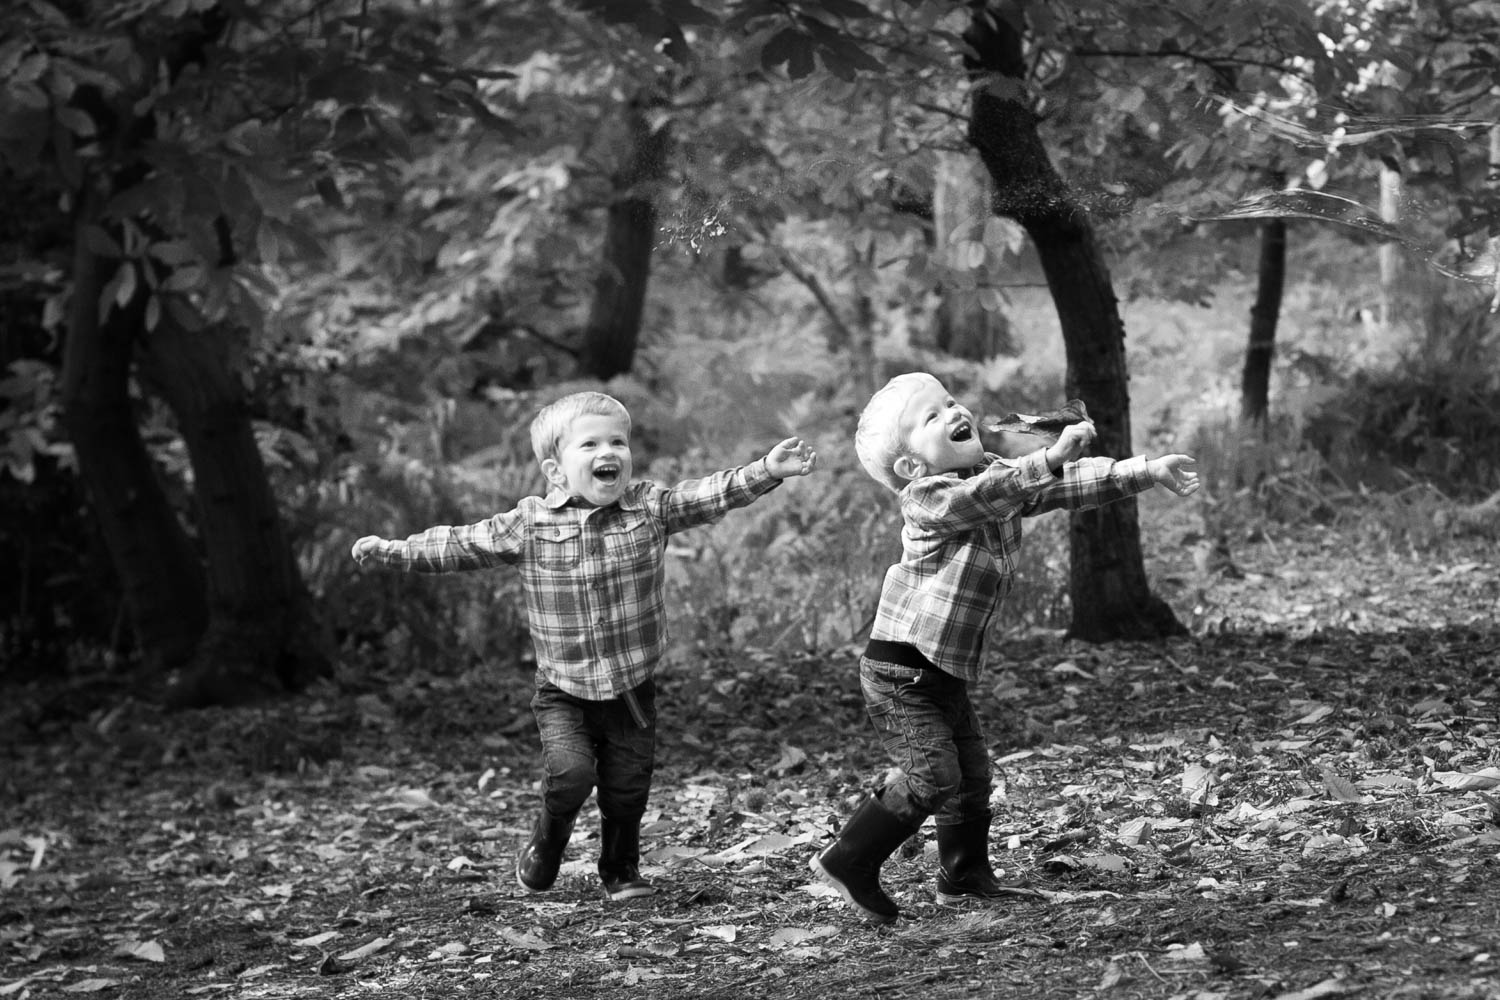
[860,656,991,828]
[530,679,656,822]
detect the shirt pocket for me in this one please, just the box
[600,511,660,573]
[532,523,584,570]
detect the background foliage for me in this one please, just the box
[3,0,1500,688]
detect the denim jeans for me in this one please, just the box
[530,678,656,822]
[860,656,991,828]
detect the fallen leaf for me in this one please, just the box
[1097,960,1130,989]
[772,745,808,775]
[1117,818,1153,846]
[1430,767,1500,791]
[1162,941,1208,963]
[291,931,341,948]
[767,926,840,950]
[62,980,121,994]
[497,927,554,952]
[1182,764,1219,806]
[394,788,438,809]
[112,939,165,963]
[336,936,395,962]
[1271,977,1354,1000]
[1320,769,1363,804]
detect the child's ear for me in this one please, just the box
[893,455,925,482]
[540,457,568,490]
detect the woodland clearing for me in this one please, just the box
[3,526,1499,1000]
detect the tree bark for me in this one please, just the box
[1241,208,1286,427]
[59,204,208,667]
[963,4,1184,641]
[136,319,331,708]
[580,94,670,380]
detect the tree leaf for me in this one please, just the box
[983,399,1090,437]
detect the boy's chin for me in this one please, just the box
[579,479,624,503]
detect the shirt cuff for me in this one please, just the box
[743,457,783,494]
[1015,448,1056,487]
[1116,454,1155,492]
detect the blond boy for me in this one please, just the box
[810,373,1197,923]
[354,391,816,900]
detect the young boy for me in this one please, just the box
[353,391,817,901]
[811,372,1198,924]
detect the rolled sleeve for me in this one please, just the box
[656,459,783,535]
[1022,454,1155,515]
[366,508,528,573]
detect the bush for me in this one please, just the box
[1304,298,1500,499]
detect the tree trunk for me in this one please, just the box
[580,94,670,380]
[59,204,208,667]
[963,4,1184,641]
[1241,208,1286,427]
[136,319,331,708]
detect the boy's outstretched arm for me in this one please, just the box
[1148,455,1200,496]
[765,437,818,479]
[349,510,528,572]
[655,437,815,534]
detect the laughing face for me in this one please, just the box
[894,378,984,482]
[542,412,633,507]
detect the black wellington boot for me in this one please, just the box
[809,794,922,924]
[598,815,656,900]
[515,807,576,893]
[935,814,1041,904]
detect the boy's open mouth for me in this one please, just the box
[949,420,973,443]
[593,464,621,485]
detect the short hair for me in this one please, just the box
[529,391,631,466]
[855,372,944,492]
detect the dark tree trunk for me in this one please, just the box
[580,95,670,380]
[1241,211,1286,427]
[59,204,208,667]
[963,4,1184,641]
[136,319,331,708]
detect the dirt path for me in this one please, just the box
[3,535,1499,999]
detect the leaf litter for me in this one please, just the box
[1,533,1498,999]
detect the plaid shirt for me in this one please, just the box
[869,451,1155,682]
[359,460,781,699]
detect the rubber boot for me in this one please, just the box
[809,794,921,924]
[515,807,576,893]
[598,815,656,900]
[935,814,1040,904]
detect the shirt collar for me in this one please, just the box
[541,483,643,511]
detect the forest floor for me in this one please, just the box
[3,526,1500,1000]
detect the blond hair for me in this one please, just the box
[855,372,944,492]
[529,391,631,466]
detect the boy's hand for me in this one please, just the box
[351,535,382,564]
[765,437,818,479]
[1044,420,1096,470]
[1149,455,1200,496]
